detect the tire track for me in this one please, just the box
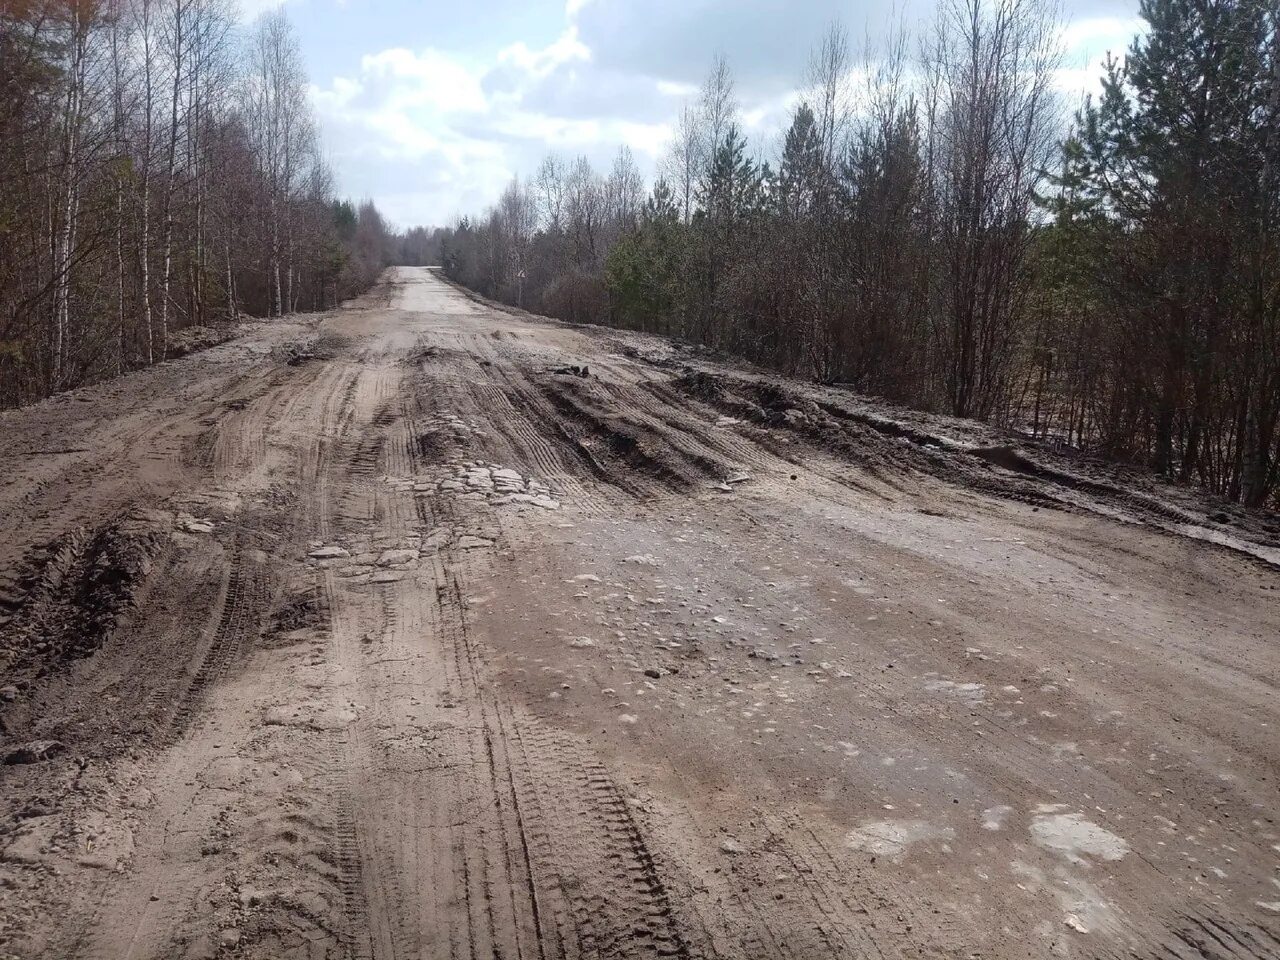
[435,553,702,960]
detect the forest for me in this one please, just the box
[437,0,1280,509]
[0,0,395,407]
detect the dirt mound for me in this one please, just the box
[164,324,235,359]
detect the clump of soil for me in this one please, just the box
[269,584,328,634]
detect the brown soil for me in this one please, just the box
[1,268,1277,960]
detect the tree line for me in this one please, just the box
[439,0,1280,509]
[0,0,394,407]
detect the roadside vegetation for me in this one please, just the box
[0,1,395,407]
[436,0,1280,509]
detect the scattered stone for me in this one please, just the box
[0,685,17,702]
[643,668,662,679]
[368,571,404,584]
[624,554,661,566]
[436,463,561,511]
[719,837,746,855]
[456,535,494,550]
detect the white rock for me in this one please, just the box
[377,549,418,567]
[308,546,349,559]
[719,837,746,854]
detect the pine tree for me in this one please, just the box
[643,177,679,224]
[698,123,760,227]
[776,104,822,221]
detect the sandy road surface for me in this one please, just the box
[1,268,1278,960]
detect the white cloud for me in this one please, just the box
[497,26,590,79]
[358,48,488,113]
[236,0,288,20]
[1053,15,1146,100]
[617,121,672,158]
[656,79,698,97]
[1062,16,1145,56]
[311,26,612,225]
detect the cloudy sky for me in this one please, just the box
[241,0,1145,230]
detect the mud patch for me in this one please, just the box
[0,518,164,680]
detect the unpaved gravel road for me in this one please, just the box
[1,268,1278,960]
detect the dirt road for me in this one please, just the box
[1,268,1277,960]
